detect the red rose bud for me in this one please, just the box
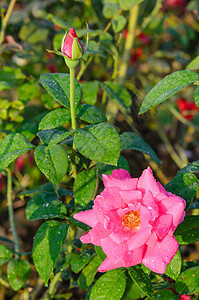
[61,28,83,60]
[177,98,198,120]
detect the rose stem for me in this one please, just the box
[69,66,77,179]
[118,4,139,84]
[0,0,17,45]
[6,168,20,257]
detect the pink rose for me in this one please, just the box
[61,28,83,60]
[73,167,186,273]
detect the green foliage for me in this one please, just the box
[175,266,199,295]
[165,250,182,280]
[74,168,97,206]
[165,172,199,209]
[40,73,81,109]
[120,132,161,165]
[0,245,13,267]
[101,82,132,110]
[33,220,68,285]
[74,123,121,165]
[0,133,35,173]
[174,215,199,244]
[7,259,31,291]
[139,70,199,114]
[112,15,127,33]
[80,81,99,105]
[39,108,71,130]
[97,154,130,178]
[76,104,107,124]
[90,268,126,300]
[26,191,67,220]
[128,266,153,299]
[71,249,95,273]
[34,144,68,185]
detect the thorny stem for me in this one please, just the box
[6,168,20,257]
[118,5,139,84]
[0,0,17,45]
[69,67,77,179]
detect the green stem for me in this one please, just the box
[118,4,139,84]
[0,0,17,45]
[48,272,62,297]
[76,55,93,81]
[6,168,20,257]
[70,67,76,131]
[69,67,77,179]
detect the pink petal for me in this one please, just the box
[153,214,173,240]
[120,190,142,204]
[73,210,98,227]
[98,257,124,272]
[142,235,178,273]
[141,190,159,219]
[101,237,127,263]
[137,167,160,195]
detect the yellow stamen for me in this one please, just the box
[122,210,140,230]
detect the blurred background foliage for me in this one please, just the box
[1,0,199,298]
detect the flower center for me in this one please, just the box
[122,210,141,230]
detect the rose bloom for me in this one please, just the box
[177,98,198,120]
[73,167,186,273]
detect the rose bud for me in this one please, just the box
[47,26,88,67]
[61,28,83,60]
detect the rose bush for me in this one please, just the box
[74,167,186,273]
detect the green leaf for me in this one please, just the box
[128,266,153,299]
[0,236,14,244]
[175,266,199,295]
[165,172,199,209]
[90,268,126,300]
[97,154,130,178]
[0,81,14,91]
[7,259,31,291]
[37,129,65,145]
[71,249,95,273]
[39,73,81,109]
[74,168,97,206]
[186,55,199,70]
[165,250,182,280]
[112,15,127,33]
[26,191,67,221]
[0,245,13,267]
[0,66,25,85]
[139,70,199,114]
[0,133,35,173]
[177,160,199,174]
[120,132,161,165]
[153,289,176,299]
[74,123,121,165]
[174,215,199,244]
[76,104,107,124]
[80,81,99,105]
[103,3,120,18]
[32,220,68,285]
[78,255,102,290]
[119,0,144,10]
[39,108,71,130]
[17,82,39,103]
[101,82,131,110]
[34,144,68,185]
[123,275,145,300]
[194,86,199,107]
[95,246,107,261]
[46,129,76,150]
[19,182,55,196]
